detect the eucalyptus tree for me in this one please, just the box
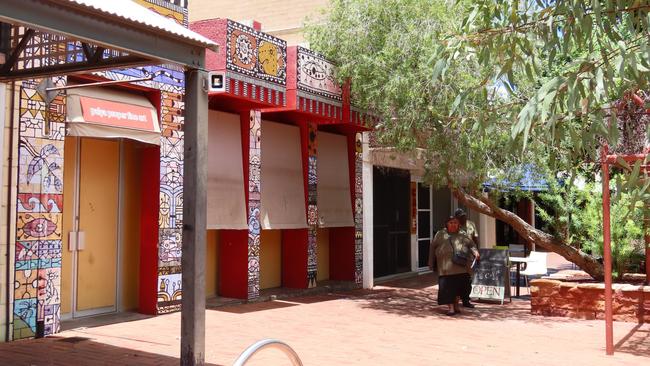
[307,0,650,279]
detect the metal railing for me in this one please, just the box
[233,339,303,366]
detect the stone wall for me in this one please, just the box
[530,279,650,322]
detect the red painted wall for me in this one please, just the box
[139,146,160,314]
[189,18,228,71]
[329,227,356,281]
[346,132,357,210]
[282,229,308,288]
[213,112,255,300]
[219,230,249,299]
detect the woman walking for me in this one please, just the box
[428,216,479,315]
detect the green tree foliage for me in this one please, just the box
[306,0,650,279]
[537,179,646,277]
[306,0,545,190]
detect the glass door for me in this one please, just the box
[417,183,432,268]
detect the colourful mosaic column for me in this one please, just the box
[14,77,67,339]
[354,133,364,285]
[247,110,262,299]
[156,90,185,314]
[306,122,318,288]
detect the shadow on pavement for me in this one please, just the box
[351,273,582,325]
[0,336,224,366]
[211,300,299,314]
[615,323,650,357]
[61,312,154,332]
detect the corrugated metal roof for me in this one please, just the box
[59,0,218,52]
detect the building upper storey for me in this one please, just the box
[188,0,328,46]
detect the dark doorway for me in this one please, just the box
[373,167,411,277]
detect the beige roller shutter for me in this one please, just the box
[317,132,354,227]
[207,111,247,229]
[260,121,307,229]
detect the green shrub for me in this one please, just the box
[537,179,646,278]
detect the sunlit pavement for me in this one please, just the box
[0,272,648,365]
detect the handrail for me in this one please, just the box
[232,339,303,366]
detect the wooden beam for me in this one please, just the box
[81,42,93,61]
[0,55,152,81]
[0,28,34,74]
[89,46,105,64]
[0,0,208,68]
[181,67,209,366]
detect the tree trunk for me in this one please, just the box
[451,187,605,281]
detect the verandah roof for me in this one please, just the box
[0,0,218,81]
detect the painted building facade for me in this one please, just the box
[188,0,328,46]
[190,18,368,300]
[3,0,189,341]
[186,0,479,287]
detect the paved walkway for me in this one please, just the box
[1,273,649,365]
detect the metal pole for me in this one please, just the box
[181,68,208,366]
[601,148,614,356]
[645,201,650,284]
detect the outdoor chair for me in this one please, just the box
[507,244,525,285]
[520,251,548,289]
[508,244,525,257]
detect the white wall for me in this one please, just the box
[362,132,374,289]
[479,213,497,248]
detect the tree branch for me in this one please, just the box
[450,185,605,280]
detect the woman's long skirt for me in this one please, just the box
[437,273,471,305]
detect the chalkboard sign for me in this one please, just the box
[470,249,511,304]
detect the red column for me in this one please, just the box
[139,146,160,314]
[645,204,650,283]
[601,149,614,356]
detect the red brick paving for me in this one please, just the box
[0,273,648,365]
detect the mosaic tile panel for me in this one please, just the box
[307,122,318,288]
[156,102,185,314]
[227,20,287,86]
[12,0,188,339]
[157,269,182,314]
[247,110,262,299]
[297,47,342,101]
[354,133,364,285]
[13,81,65,340]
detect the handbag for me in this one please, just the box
[449,237,469,267]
